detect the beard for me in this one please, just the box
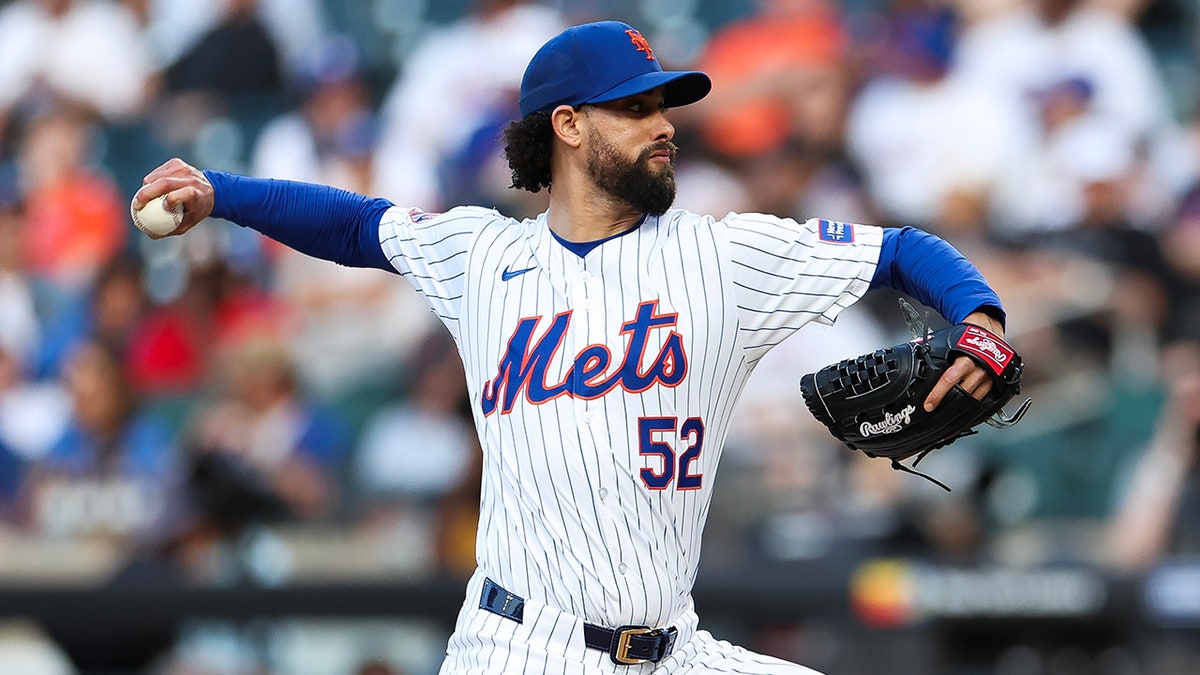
[586,132,677,216]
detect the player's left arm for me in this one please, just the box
[869,226,1007,410]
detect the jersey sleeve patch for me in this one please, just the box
[407,208,441,223]
[818,219,855,244]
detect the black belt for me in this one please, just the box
[479,578,678,665]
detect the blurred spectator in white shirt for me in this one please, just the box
[0,0,152,139]
[371,0,564,207]
[351,329,477,578]
[353,329,474,510]
[845,3,1028,228]
[251,36,376,192]
[954,0,1196,230]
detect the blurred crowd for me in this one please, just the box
[2,0,1200,672]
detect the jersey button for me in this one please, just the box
[582,411,595,424]
[598,488,608,500]
[618,563,628,575]
[581,298,595,311]
[580,271,592,282]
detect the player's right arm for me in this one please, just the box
[132,158,394,271]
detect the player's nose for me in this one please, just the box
[653,110,675,142]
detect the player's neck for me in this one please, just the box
[546,185,643,243]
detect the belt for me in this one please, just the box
[479,578,678,665]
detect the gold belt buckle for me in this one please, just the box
[613,626,654,665]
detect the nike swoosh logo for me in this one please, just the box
[501,265,537,281]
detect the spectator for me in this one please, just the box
[162,0,282,98]
[0,0,152,147]
[991,75,1113,233]
[719,305,901,565]
[372,0,563,207]
[955,0,1173,144]
[153,0,293,167]
[269,236,435,400]
[142,0,326,83]
[1030,111,1180,353]
[844,1,1027,229]
[0,199,70,490]
[16,104,128,292]
[250,36,376,192]
[954,0,1196,228]
[30,252,151,380]
[433,442,483,581]
[726,133,876,231]
[21,340,182,543]
[187,337,350,521]
[1106,341,1200,573]
[353,329,475,512]
[0,346,68,519]
[688,0,847,159]
[248,36,436,398]
[353,329,478,579]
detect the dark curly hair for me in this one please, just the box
[502,111,555,193]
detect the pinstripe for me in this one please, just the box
[388,207,877,672]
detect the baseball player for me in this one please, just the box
[133,20,1008,674]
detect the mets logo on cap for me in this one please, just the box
[626,29,655,60]
[518,21,712,117]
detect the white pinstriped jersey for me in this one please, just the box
[378,206,881,630]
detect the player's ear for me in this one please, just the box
[550,105,584,148]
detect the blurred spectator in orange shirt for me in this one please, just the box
[690,0,846,158]
[17,105,127,291]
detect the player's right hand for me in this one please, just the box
[131,158,215,238]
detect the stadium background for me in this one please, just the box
[1,0,1200,673]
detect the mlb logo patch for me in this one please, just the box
[818,219,855,243]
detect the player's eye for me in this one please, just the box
[627,99,667,115]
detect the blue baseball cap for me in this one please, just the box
[519,21,711,117]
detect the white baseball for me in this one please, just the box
[131,196,183,236]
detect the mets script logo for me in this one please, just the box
[860,405,917,437]
[626,29,655,60]
[481,300,686,416]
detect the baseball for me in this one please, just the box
[131,195,183,236]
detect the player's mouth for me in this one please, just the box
[646,143,676,165]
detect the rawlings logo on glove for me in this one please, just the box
[860,405,917,437]
[800,300,1032,490]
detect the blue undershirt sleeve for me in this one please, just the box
[204,170,395,272]
[869,226,1005,326]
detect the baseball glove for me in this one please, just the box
[799,301,1031,490]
